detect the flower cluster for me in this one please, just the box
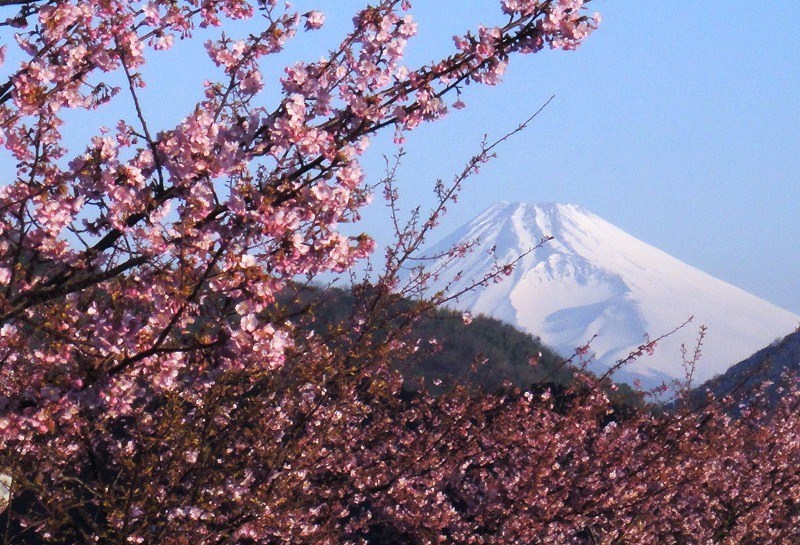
[0,1,706,543]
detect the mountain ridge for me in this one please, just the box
[684,327,800,413]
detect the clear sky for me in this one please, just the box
[347,1,800,315]
[3,1,798,314]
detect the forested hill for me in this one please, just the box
[684,329,800,413]
[292,285,643,407]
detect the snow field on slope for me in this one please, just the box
[423,202,799,386]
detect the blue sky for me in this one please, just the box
[347,1,800,315]
[3,1,798,314]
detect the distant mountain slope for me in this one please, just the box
[422,202,799,387]
[687,328,800,409]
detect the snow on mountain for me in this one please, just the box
[422,202,799,387]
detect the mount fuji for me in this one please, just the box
[422,202,799,388]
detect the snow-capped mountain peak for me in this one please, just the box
[424,202,799,387]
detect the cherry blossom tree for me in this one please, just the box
[0,0,798,543]
[0,0,601,541]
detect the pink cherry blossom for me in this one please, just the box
[28,5,800,545]
[303,10,325,31]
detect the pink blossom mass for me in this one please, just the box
[0,1,797,543]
